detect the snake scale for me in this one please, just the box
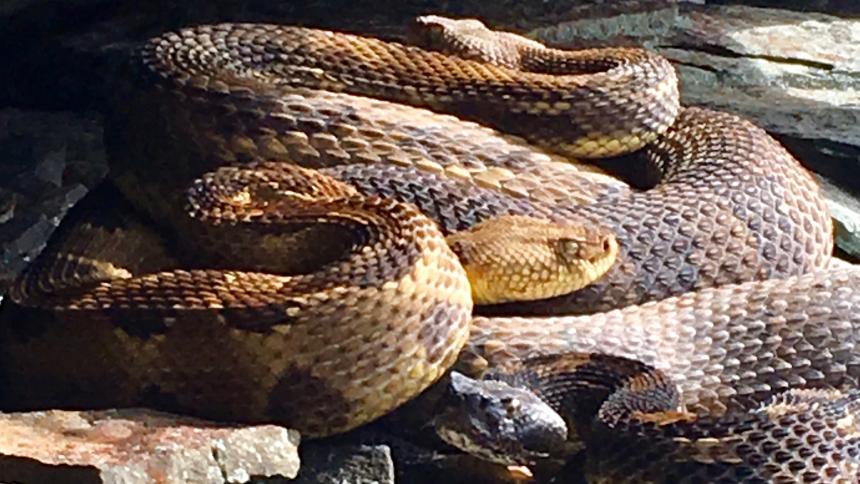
[1,14,857,483]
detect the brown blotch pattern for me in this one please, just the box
[267,365,354,436]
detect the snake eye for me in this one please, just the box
[557,238,580,260]
[501,396,521,416]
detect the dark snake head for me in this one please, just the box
[432,371,568,466]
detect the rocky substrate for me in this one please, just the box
[1,1,859,482]
[0,409,301,483]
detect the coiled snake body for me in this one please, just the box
[0,15,855,483]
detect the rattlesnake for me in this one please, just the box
[1,15,855,483]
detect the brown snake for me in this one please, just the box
[0,14,856,483]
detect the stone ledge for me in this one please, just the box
[0,409,301,484]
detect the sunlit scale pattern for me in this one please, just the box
[108,65,631,241]
[463,268,860,479]
[440,344,860,480]
[143,21,678,158]
[4,163,474,437]
[585,388,860,482]
[1,16,842,469]
[121,21,830,316]
[470,267,860,419]
[483,108,834,315]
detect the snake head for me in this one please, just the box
[406,15,493,57]
[446,215,619,305]
[407,15,546,70]
[432,371,568,466]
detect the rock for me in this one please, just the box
[0,0,105,18]
[673,6,860,151]
[0,409,300,484]
[531,4,860,154]
[1,4,859,481]
[0,109,108,296]
[290,444,395,484]
[527,2,860,259]
[283,427,534,484]
[818,176,860,261]
[710,0,860,17]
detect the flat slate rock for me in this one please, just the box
[0,409,300,484]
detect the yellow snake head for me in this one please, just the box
[446,215,619,305]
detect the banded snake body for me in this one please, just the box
[1,14,858,483]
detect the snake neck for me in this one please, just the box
[444,350,860,481]
[489,353,681,443]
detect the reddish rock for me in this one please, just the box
[0,408,300,483]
